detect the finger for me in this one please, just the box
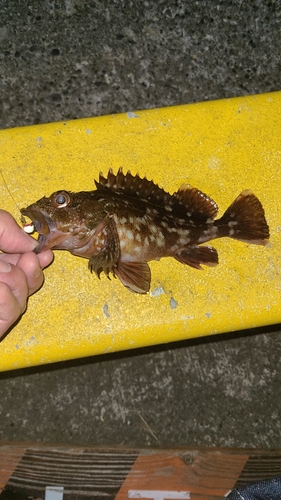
[0,282,22,338]
[0,210,37,253]
[16,252,44,296]
[37,249,54,269]
[0,259,28,312]
[0,253,21,266]
[0,249,54,270]
[0,250,54,295]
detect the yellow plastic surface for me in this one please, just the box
[0,92,280,371]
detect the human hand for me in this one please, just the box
[0,210,53,338]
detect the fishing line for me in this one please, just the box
[0,170,34,232]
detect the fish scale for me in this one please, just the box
[21,168,269,294]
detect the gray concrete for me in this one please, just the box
[0,0,281,449]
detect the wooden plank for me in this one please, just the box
[0,445,25,489]
[0,444,281,499]
[116,452,247,499]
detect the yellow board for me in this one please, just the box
[0,92,280,371]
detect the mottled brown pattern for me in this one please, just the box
[21,169,269,293]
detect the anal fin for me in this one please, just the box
[175,245,219,270]
[114,261,151,294]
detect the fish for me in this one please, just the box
[21,168,270,294]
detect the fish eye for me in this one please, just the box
[56,194,66,204]
[52,191,71,208]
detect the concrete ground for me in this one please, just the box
[0,1,281,449]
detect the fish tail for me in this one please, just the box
[215,190,269,245]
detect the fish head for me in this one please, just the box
[21,190,100,254]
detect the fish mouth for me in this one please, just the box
[21,206,52,234]
[20,206,60,254]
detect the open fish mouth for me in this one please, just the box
[20,206,59,253]
[21,206,53,235]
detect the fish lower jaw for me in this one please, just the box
[34,234,49,254]
[34,230,74,253]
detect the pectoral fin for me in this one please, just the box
[114,261,151,294]
[85,215,151,293]
[87,215,120,278]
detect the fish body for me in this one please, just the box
[21,169,269,293]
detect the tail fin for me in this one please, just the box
[216,190,269,245]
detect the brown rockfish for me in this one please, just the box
[21,169,269,294]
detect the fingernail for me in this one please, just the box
[35,267,42,278]
[22,231,38,248]
[0,260,11,273]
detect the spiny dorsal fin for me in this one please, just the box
[95,168,172,208]
[95,169,218,221]
[175,184,218,220]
